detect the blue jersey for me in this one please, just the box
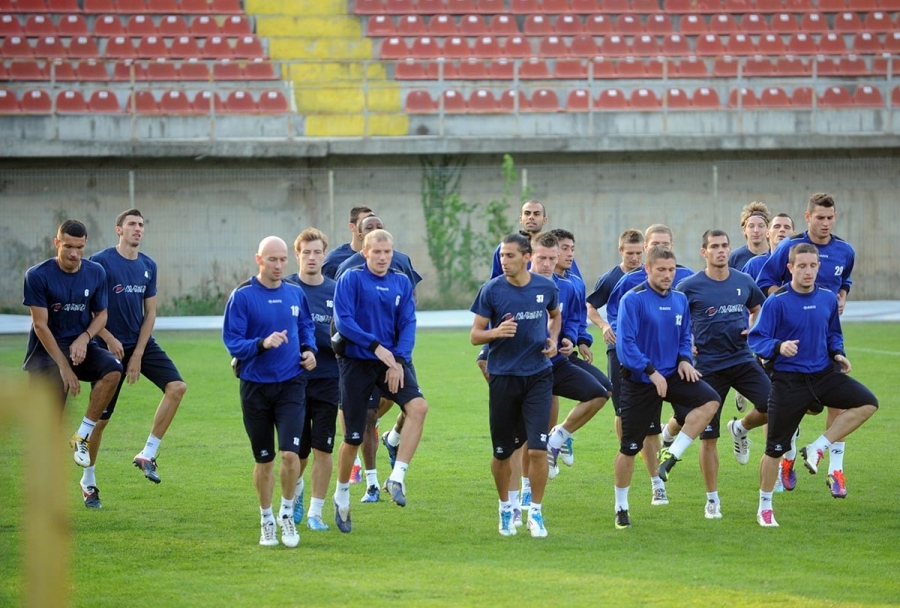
[617,283,693,384]
[23,258,108,371]
[335,249,423,288]
[322,243,355,280]
[741,252,769,283]
[728,245,764,271]
[748,284,844,374]
[334,266,416,363]
[550,273,580,364]
[490,242,582,280]
[564,270,592,347]
[757,231,855,295]
[470,273,559,377]
[606,264,694,336]
[285,274,338,380]
[223,277,317,384]
[90,247,157,347]
[676,270,765,374]
[588,264,625,310]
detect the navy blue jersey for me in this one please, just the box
[550,273,580,364]
[741,252,770,283]
[676,270,765,374]
[565,270,592,347]
[471,274,559,377]
[728,245,764,271]
[748,284,844,374]
[587,264,625,311]
[335,250,423,288]
[334,266,416,363]
[617,282,693,384]
[23,258,108,371]
[285,273,338,380]
[757,231,855,295]
[90,247,157,347]
[606,264,694,335]
[322,243,355,280]
[490,243,582,280]
[223,277,317,384]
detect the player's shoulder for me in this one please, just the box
[89,246,116,263]
[25,257,57,277]
[234,277,254,292]
[772,285,790,298]
[82,258,106,276]
[322,276,338,290]
[630,282,648,295]
[532,273,557,289]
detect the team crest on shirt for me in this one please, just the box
[676,315,682,326]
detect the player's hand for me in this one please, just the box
[374,345,397,369]
[69,333,89,366]
[300,350,317,371]
[494,318,517,339]
[649,371,667,398]
[541,338,557,359]
[126,354,142,385]
[263,330,288,349]
[60,365,80,396]
[106,336,125,360]
[779,340,799,358]
[678,360,702,383]
[578,343,593,364]
[834,354,852,374]
[385,364,404,393]
[602,325,616,345]
[559,338,575,357]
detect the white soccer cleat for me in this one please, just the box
[71,434,91,468]
[527,511,548,538]
[651,485,669,506]
[279,514,300,548]
[259,520,279,546]
[498,510,517,537]
[757,509,779,528]
[726,418,751,466]
[704,500,722,519]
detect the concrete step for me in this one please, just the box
[304,113,409,137]
[294,86,400,113]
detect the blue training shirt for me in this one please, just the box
[588,264,625,310]
[676,269,765,374]
[223,277,317,384]
[617,282,693,384]
[564,270,593,347]
[335,249,423,288]
[470,273,559,377]
[334,265,417,363]
[728,244,764,271]
[90,247,157,347]
[549,273,580,364]
[748,284,844,374]
[757,231,855,295]
[23,258,108,371]
[322,243,355,280]
[285,273,338,380]
[741,252,770,284]
[605,264,694,337]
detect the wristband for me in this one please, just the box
[83,331,92,341]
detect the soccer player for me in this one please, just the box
[23,219,123,509]
[489,200,582,280]
[322,205,375,279]
[672,230,769,519]
[223,236,317,548]
[748,243,877,527]
[471,233,561,538]
[614,246,719,529]
[757,193,856,496]
[585,228,644,343]
[728,201,771,270]
[740,213,795,281]
[90,209,187,488]
[332,229,429,532]
[285,228,339,531]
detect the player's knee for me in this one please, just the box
[280,450,300,465]
[405,398,428,419]
[166,380,187,400]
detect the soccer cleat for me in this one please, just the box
[657,447,679,482]
[279,514,300,548]
[381,431,399,469]
[547,446,561,477]
[293,479,305,524]
[734,392,748,413]
[704,500,722,520]
[527,511,548,538]
[81,484,102,509]
[774,473,784,493]
[726,418,751,466]
[757,509,779,527]
[615,509,632,529]
[333,499,352,533]
[498,510,517,537]
[71,434,91,468]
[651,485,669,506]
[133,455,161,483]
[306,515,329,531]
[827,470,847,498]
[548,462,560,480]
[385,479,406,507]
[361,484,381,503]
[560,436,575,467]
[520,490,532,508]
[259,519,278,546]
[780,458,797,491]
[800,445,823,475]
[349,463,362,484]
[512,507,523,528]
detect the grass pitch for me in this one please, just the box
[1,325,899,607]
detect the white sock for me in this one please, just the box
[650,476,664,489]
[521,477,531,492]
[706,491,719,504]
[508,490,519,508]
[829,442,845,473]
[732,419,747,436]
[661,424,676,444]
[334,482,350,508]
[499,499,512,513]
[389,461,408,484]
[669,432,693,460]
[294,476,304,499]
[387,429,401,447]
[141,434,161,460]
[279,496,293,518]
[614,486,630,512]
[353,455,361,467]
[758,490,773,514]
[76,418,96,440]
[809,434,833,455]
[308,497,325,519]
[81,465,96,488]
[529,501,542,516]
[365,469,378,488]
[260,506,274,523]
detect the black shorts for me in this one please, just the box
[619,371,720,456]
[552,357,609,403]
[98,338,183,420]
[765,368,878,458]
[338,357,424,446]
[698,361,771,439]
[29,341,123,407]
[239,374,307,463]
[300,377,339,458]
[607,347,624,415]
[568,354,614,394]
[488,369,553,460]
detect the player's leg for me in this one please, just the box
[658,376,720,482]
[240,380,279,546]
[614,380,658,529]
[70,345,122,469]
[489,375,522,536]
[333,359,376,532]
[547,359,608,476]
[521,369,553,538]
[272,375,306,548]
[383,362,428,507]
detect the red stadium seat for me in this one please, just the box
[146,57,178,79]
[158,89,193,113]
[759,86,791,108]
[724,33,755,55]
[616,14,643,36]
[672,55,708,77]
[210,0,241,14]
[2,36,34,58]
[489,56,514,78]
[886,32,900,54]
[600,34,629,57]
[502,35,533,58]
[468,88,499,112]
[775,55,811,76]
[54,89,87,113]
[159,15,190,37]
[696,34,725,56]
[191,90,225,114]
[531,88,560,112]
[225,89,256,113]
[848,0,879,8]
[105,36,137,59]
[834,54,868,75]
[520,56,550,77]
[602,0,630,12]
[170,36,200,58]
[88,89,122,112]
[410,36,441,59]
[245,58,276,80]
[629,87,660,110]
[565,88,591,111]
[632,34,660,56]
[489,14,519,35]
[234,36,264,59]
[222,16,252,36]
[728,86,759,108]
[47,0,79,10]
[663,0,695,11]
[498,88,530,111]
[59,16,91,38]
[20,88,52,113]
[24,15,55,37]
[203,36,234,59]
[692,86,721,108]
[179,57,210,80]
[443,36,471,58]
[69,36,100,59]
[439,89,467,112]
[663,86,692,109]
[473,35,502,57]
[113,59,146,80]
[76,59,111,80]
[631,0,658,12]
[181,0,216,13]
[786,33,817,55]
[35,36,68,59]
[523,14,553,35]
[212,58,241,79]
[446,0,477,13]
[770,13,799,34]
[428,57,459,78]
[818,32,848,55]
[556,15,583,35]
[379,37,409,59]
[834,11,863,32]
[476,0,506,12]
[428,15,457,36]
[743,55,775,76]
[758,33,786,55]
[127,15,157,37]
[8,60,47,80]
[595,88,627,110]
[147,0,179,10]
[862,11,892,32]
[646,56,667,78]
[458,56,491,78]
[798,13,828,34]
[459,14,488,35]
[9,0,48,10]
[543,0,573,11]
[257,89,289,113]
[872,56,900,76]
[819,85,852,107]
[137,36,168,58]
[190,15,220,36]
[0,15,23,37]
[738,13,768,34]
[395,58,427,79]
[554,58,587,77]
[368,15,396,36]
[646,13,673,35]
[589,55,616,78]
[95,16,125,37]
[712,55,737,76]
[709,13,738,34]
[818,0,848,10]
[679,15,708,37]
[853,83,884,106]
[661,33,690,56]
[83,0,115,12]
[585,14,613,35]
[48,60,76,80]
[570,34,599,56]
[510,0,540,13]
[355,0,385,14]
[539,36,569,57]
[616,55,646,77]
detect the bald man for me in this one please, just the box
[223,236,318,548]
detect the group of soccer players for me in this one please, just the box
[23,192,878,546]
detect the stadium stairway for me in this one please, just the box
[246,0,408,135]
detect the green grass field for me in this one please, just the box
[1,325,899,607]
